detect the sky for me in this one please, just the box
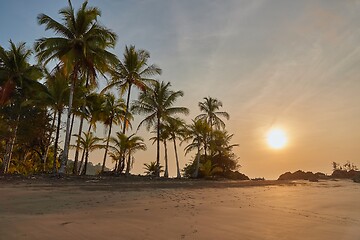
[1,0,360,179]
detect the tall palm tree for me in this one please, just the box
[0,41,43,173]
[35,0,119,174]
[43,68,70,173]
[77,92,105,174]
[132,81,189,177]
[150,125,170,177]
[73,131,103,175]
[195,97,229,131]
[103,45,162,136]
[183,119,211,178]
[100,93,130,173]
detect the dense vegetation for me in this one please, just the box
[0,0,240,178]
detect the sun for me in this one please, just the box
[266,129,287,149]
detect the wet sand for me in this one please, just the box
[0,178,359,239]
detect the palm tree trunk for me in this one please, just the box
[78,150,85,175]
[78,121,92,175]
[123,83,132,134]
[59,77,76,174]
[193,145,201,178]
[2,113,20,174]
[120,84,132,173]
[82,150,89,175]
[53,109,62,173]
[164,140,169,178]
[173,138,181,178]
[102,120,112,172]
[156,116,160,177]
[125,152,131,176]
[42,110,57,172]
[73,114,85,174]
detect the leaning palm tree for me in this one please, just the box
[132,81,189,177]
[73,131,103,175]
[0,41,43,173]
[35,0,119,174]
[195,97,229,131]
[101,93,130,173]
[103,45,162,135]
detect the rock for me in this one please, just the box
[223,171,250,180]
[331,170,360,179]
[278,170,326,181]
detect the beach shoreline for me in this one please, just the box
[1,178,359,240]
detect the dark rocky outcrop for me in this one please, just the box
[331,169,360,179]
[278,170,327,181]
[223,171,250,180]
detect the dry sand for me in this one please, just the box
[0,178,359,240]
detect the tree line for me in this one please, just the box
[0,0,239,178]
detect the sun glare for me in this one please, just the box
[267,129,287,149]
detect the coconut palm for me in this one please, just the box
[164,117,187,178]
[124,134,146,175]
[132,81,189,177]
[73,131,103,175]
[43,68,70,173]
[183,119,211,178]
[101,93,130,173]
[0,41,43,173]
[109,132,146,174]
[150,125,170,177]
[35,0,119,174]
[76,92,105,174]
[195,97,229,131]
[103,45,161,135]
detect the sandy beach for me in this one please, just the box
[0,178,359,240]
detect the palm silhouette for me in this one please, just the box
[35,0,118,173]
[109,132,146,174]
[73,131,103,175]
[104,45,161,134]
[163,117,187,178]
[195,97,229,130]
[132,81,189,177]
[101,93,130,172]
[183,119,211,178]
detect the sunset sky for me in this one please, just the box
[1,0,359,179]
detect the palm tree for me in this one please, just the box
[150,125,170,177]
[0,41,43,173]
[195,97,229,131]
[183,119,211,178]
[77,92,105,174]
[132,81,189,177]
[43,68,70,173]
[35,0,119,174]
[143,161,163,176]
[103,45,161,135]
[109,132,146,174]
[164,117,187,178]
[124,134,146,175]
[101,93,130,173]
[73,131,103,175]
